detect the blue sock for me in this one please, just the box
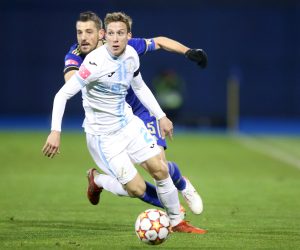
[168,161,186,191]
[139,181,163,208]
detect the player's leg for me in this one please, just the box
[140,154,206,233]
[85,131,164,208]
[91,169,128,196]
[86,133,129,204]
[142,113,185,188]
[159,147,186,191]
[160,149,203,214]
[140,155,181,226]
[143,112,203,214]
[126,116,181,224]
[128,117,206,233]
[89,167,185,216]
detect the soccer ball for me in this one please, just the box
[135,209,171,245]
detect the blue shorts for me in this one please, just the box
[138,111,167,149]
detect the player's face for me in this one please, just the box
[76,21,104,54]
[105,22,131,56]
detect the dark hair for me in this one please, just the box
[104,12,132,33]
[78,11,103,30]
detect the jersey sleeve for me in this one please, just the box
[51,74,83,131]
[128,38,156,56]
[63,44,83,74]
[75,52,101,85]
[131,73,165,120]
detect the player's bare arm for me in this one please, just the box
[153,36,208,68]
[153,36,189,54]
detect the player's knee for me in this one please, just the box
[149,161,169,180]
[127,185,146,197]
[125,177,146,197]
[141,156,169,180]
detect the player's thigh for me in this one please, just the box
[159,146,167,164]
[127,116,161,164]
[140,154,169,180]
[86,133,137,184]
[86,133,117,176]
[108,151,141,186]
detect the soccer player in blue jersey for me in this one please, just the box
[63,11,208,216]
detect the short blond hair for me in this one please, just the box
[104,12,132,33]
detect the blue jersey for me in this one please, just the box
[64,38,167,148]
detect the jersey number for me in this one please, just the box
[140,127,153,143]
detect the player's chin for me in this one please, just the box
[112,48,125,57]
[80,46,93,54]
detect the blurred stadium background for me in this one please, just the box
[1,2,300,248]
[0,0,299,134]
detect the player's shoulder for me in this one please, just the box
[87,45,106,59]
[126,44,139,57]
[126,45,140,65]
[126,44,137,53]
[64,43,83,73]
[64,43,83,64]
[82,45,107,66]
[67,43,82,56]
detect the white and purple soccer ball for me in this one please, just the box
[135,209,171,245]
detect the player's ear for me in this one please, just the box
[127,32,132,39]
[99,28,105,39]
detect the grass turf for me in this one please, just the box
[0,132,299,249]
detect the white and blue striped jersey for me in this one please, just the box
[78,44,139,134]
[51,44,165,135]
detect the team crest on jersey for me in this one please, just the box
[78,64,91,79]
[125,61,135,73]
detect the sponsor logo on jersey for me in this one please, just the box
[89,61,97,66]
[65,59,79,66]
[78,65,91,79]
[108,72,115,77]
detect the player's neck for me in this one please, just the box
[105,44,127,59]
[97,39,106,48]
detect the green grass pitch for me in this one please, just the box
[0,131,299,249]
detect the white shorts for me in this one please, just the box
[86,116,161,184]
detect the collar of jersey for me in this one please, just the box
[105,45,126,60]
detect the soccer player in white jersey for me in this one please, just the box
[42,12,206,234]
[64,11,206,216]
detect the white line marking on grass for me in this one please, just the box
[235,135,300,170]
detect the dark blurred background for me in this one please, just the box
[0,0,299,132]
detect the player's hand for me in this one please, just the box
[42,130,61,158]
[185,49,208,68]
[158,116,173,141]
